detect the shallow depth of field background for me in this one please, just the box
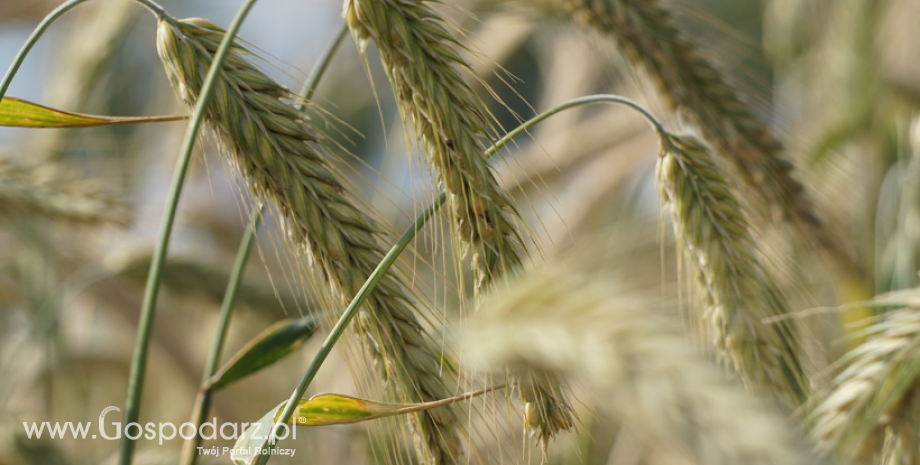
[0,0,918,464]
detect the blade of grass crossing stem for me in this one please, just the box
[253,94,664,465]
[118,2,262,465]
[179,23,349,465]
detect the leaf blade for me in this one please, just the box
[0,97,186,128]
[207,317,318,391]
[286,386,501,427]
[231,386,500,464]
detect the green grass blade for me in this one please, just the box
[206,317,318,391]
[118,2,262,464]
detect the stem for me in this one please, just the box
[255,94,661,464]
[0,0,168,102]
[118,2,261,464]
[178,212,261,465]
[297,23,349,107]
[178,23,349,465]
[128,0,167,18]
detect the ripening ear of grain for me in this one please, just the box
[462,269,823,465]
[155,17,463,464]
[344,0,523,291]
[344,0,574,448]
[811,304,920,464]
[0,156,125,226]
[559,0,857,271]
[655,133,808,406]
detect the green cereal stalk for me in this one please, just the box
[119,2,257,464]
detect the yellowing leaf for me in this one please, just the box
[231,386,501,465]
[0,97,186,128]
[285,394,396,426]
[286,386,500,427]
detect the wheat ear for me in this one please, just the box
[156,18,462,464]
[345,0,523,290]
[345,0,574,446]
[655,133,808,406]
[463,269,822,465]
[562,0,855,269]
[0,156,124,226]
[811,306,920,463]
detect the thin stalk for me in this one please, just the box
[178,23,349,465]
[297,23,348,106]
[0,0,166,101]
[117,2,261,464]
[255,94,663,464]
[178,212,260,465]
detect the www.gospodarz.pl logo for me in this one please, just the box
[21,405,297,447]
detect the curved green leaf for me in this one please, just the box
[0,97,186,128]
[207,317,318,391]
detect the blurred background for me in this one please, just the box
[0,0,918,463]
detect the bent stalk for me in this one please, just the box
[178,23,349,465]
[118,2,262,464]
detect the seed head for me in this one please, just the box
[157,17,463,464]
[656,133,808,406]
